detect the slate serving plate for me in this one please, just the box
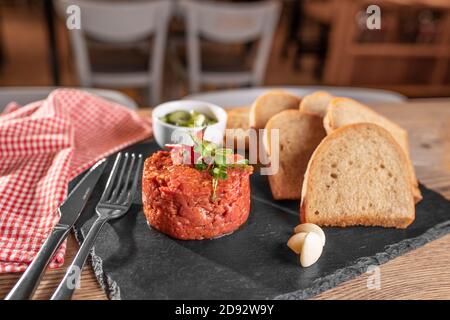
[71,141,450,300]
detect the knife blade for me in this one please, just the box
[5,158,107,300]
[59,159,107,225]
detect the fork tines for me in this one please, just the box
[100,152,143,206]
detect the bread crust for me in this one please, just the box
[265,110,325,200]
[299,91,333,117]
[250,90,301,129]
[300,123,415,229]
[225,106,250,150]
[322,108,333,134]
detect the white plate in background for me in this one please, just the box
[0,87,138,111]
[184,86,406,108]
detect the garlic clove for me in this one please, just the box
[300,232,323,267]
[287,232,308,254]
[294,223,325,246]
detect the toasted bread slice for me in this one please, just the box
[227,106,249,129]
[324,97,422,202]
[299,91,333,117]
[265,110,326,200]
[301,123,415,229]
[250,90,300,130]
[225,106,250,149]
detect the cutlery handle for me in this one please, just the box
[5,224,71,300]
[51,216,109,300]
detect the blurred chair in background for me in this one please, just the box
[54,0,172,106]
[281,0,332,79]
[181,0,280,93]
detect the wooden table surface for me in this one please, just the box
[1,99,450,300]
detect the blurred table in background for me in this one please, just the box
[303,0,450,97]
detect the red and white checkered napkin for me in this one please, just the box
[0,89,152,273]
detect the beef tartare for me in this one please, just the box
[142,146,253,240]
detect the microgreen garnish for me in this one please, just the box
[190,134,248,201]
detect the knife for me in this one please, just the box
[5,158,107,300]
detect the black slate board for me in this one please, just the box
[71,141,450,300]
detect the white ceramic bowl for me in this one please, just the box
[152,100,227,148]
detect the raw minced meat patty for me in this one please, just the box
[142,151,253,240]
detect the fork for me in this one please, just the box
[50,152,143,300]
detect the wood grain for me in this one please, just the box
[322,0,450,97]
[1,99,450,300]
[0,235,107,300]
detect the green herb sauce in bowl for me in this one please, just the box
[160,110,217,128]
[152,100,227,148]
